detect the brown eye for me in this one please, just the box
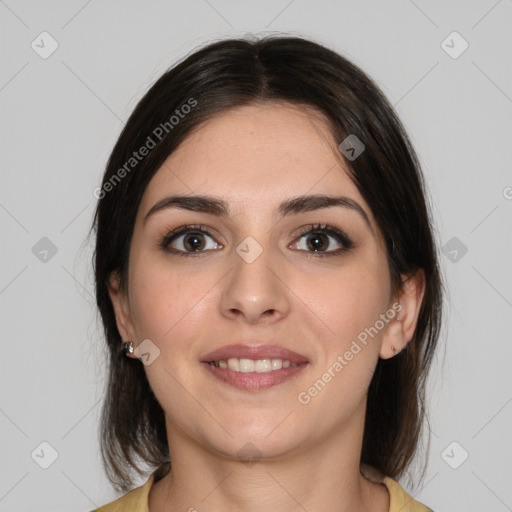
[161,226,221,255]
[305,233,330,252]
[291,224,353,256]
[181,232,207,251]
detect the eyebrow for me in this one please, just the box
[144,194,373,232]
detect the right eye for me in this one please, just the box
[160,225,222,256]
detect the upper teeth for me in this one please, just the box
[210,358,298,372]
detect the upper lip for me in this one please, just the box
[201,344,309,364]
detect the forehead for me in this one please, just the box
[138,103,373,224]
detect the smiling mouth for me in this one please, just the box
[202,358,309,391]
[207,357,303,372]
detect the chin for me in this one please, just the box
[202,413,306,461]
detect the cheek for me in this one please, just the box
[294,254,391,348]
[294,265,389,418]
[127,256,214,412]
[127,252,211,342]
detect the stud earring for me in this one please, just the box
[396,302,402,321]
[391,345,403,356]
[122,341,134,356]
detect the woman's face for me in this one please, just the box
[109,102,418,460]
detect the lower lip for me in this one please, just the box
[201,362,309,391]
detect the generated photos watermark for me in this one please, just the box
[93,97,198,199]
[297,301,402,405]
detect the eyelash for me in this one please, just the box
[158,223,354,258]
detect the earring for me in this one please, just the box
[391,305,403,356]
[396,302,402,321]
[122,341,134,356]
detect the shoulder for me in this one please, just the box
[91,474,155,512]
[382,476,434,512]
[92,462,171,512]
[361,464,434,512]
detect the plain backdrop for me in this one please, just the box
[1,1,511,511]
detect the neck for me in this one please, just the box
[149,407,389,512]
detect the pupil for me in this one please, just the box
[185,233,204,251]
[308,234,327,251]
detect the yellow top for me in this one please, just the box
[93,463,433,512]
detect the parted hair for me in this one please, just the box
[90,35,443,493]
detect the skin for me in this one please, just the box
[108,102,425,512]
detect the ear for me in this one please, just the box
[380,268,426,359]
[107,271,138,358]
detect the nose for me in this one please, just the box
[219,244,291,324]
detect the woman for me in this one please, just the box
[91,35,442,511]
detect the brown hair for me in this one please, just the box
[90,35,443,493]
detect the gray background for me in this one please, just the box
[1,0,511,511]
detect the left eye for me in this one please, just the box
[166,230,220,253]
[292,225,352,253]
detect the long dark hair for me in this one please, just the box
[90,35,443,493]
